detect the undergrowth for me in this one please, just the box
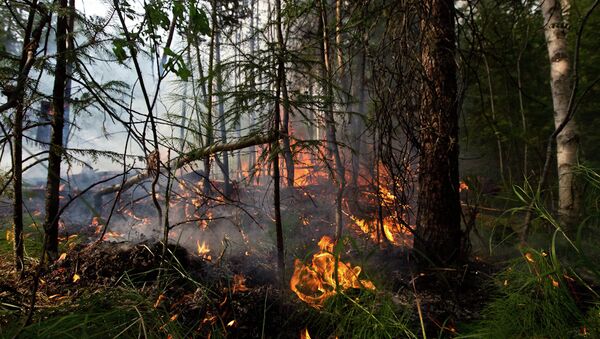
[304,288,416,339]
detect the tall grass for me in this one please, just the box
[461,164,600,338]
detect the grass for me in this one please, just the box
[460,249,585,338]
[0,214,44,259]
[302,288,417,339]
[1,287,189,339]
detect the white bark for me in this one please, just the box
[541,0,579,227]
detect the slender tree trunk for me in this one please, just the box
[541,0,579,228]
[248,0,258,172]
[215,31,232,197]
[414,0,463,265]
[274,0,286,285]
[276,13,294,188]
[13,100,24,273]
[43,0,69,262]
[318,0,346,241]
[351,39,367,188]
[483,54,505,186]
[11,1,41,274]
[204,1,217,196]
[516,23,530,178]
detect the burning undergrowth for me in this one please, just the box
[290,235,375,309]
[1,158,454,337]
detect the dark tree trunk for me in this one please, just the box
[414,0,464,265]
[11,1,41,274]
[13,100,24,273]
[274,0,286,286]
[43,0,69,262]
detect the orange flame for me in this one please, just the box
[350,215,412,247]
[291,151,328,187]
[196,240,212,261]
[290,236,375,308]
[103,231,124,240]
[232,274,249,293]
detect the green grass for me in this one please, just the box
[460,249,584,338]
[0,215,44,259]
[1,287,190,339]
[301,288,416,339]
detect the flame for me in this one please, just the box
[300,328,311,339]
[290,236,375,308]
[291,151,329,187]
[91,216,103,234]
[103,231,124,240]
[350,215,412,247]
[232,274,249,293]
[196,240,212,260]
[459,181,469,192]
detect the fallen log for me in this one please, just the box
[95,132,277,197]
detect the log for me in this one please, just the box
[95,132,277,197]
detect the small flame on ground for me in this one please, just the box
[300,327,311,339]
[290,236,375,308]
[103,231,124,241]
[232,274,249,293]
[196,240,212,261]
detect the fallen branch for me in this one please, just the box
[95,132,277,197]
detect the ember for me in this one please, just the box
[290,236,375,308]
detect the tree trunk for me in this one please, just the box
[414,0,463,265]
[204,0,217,197]
[13,100,24,273]
[274,0,286,285]
[11,1,42,274]
[318,0,346,241]
[541,0,579,229]
[43,0,69,262]
[215,31,232,197]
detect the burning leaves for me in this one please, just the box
[290,236,375,308]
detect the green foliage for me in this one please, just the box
[5,287,186,339]
[584,304,600,336]
[305,289,416,339]
[464,249,583,338]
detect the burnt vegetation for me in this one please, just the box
[1,0,600,338]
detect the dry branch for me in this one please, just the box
[95,132,277,197]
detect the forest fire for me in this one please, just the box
[3,0,595,336]
[196,240,212,260]
[350,215,413,247]
[292,152,329,187]
[290,236,375,308]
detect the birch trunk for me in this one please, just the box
[541,0,579,228]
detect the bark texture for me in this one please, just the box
[541,0,580,228]
[414,0,463,265]
[43,0,69,262]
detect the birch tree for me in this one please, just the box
[541,0,580,228]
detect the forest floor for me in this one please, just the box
[0,185,598,338]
